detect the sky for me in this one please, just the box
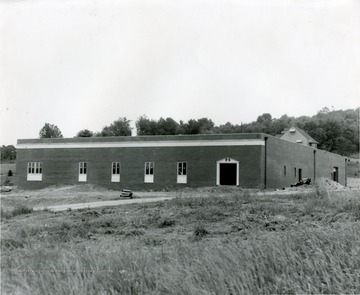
[0,0,359,146]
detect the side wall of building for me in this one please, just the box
[266,136,345,188]
[16,145,264,190]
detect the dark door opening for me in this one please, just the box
[333,167,338,182]
[220,163,237,185]
[298,168,302,182]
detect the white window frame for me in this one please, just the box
[27,162,43,181]
[78,162,87,182]
[111,162,121,182]
[144,162,154,183]
[177,162,187,184]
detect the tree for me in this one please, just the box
[182,118,215,134]
[214,122,243,134]
[255,113,273,133]
[135,115,158,135]
[156,117,179,135]
[39,123,63,138]
[176,120,186,134]
[271,115,294,135]
[136,116,182,135]
[197,118,215,134]
[318,106,330,114]
[218,107,359,156]
[256,113,272,124]
[100,117,132,137]
[183,119,200,134]
[0,145,16,162]
[75,129,94,137]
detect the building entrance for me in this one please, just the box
[216,158,239,186]
[332,167,339,182]
[219,163,237,185]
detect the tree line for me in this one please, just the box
[0,145,16,163]
[1,107,358,162]
[49,107,360,156]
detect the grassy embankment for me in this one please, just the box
[1,184,360,294]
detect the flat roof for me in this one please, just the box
[18,133,266,144]
[17,133,267,149]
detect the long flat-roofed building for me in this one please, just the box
[16,133,346,190]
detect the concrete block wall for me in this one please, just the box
[314,149,346,185]
[266,136,346,188]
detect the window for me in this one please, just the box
[27,162,42,181]
[111,162,121,182]
[177,162,187,184]
[294,167,297,178]
[144,162,154,183]
[284,166,286,176]
[79,162,87,182]
[145,162,154,175]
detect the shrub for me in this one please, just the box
[1,206,33,220]
[7,170,13,177]
[124,229,145,237]
[1,209,12,220]
[193,223,209,238]
[11,205,33,217]
[158,217,175,228]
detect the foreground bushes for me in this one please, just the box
[1,205,33,220]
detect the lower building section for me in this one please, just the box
[16,145,263,190]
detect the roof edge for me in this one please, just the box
[17,133,267,144]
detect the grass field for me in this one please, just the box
[1,182,360,294]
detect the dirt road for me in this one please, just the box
[34,196,174,212]
[34,189,316,212]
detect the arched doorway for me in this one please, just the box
[216,158,239,186]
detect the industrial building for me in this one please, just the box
[16,133,346,190]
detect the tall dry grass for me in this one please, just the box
[1,183,360,294]
[2,225,359,295]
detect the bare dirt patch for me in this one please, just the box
[1,178,355,212]
[0,184,183,211]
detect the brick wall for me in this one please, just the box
[16,144,264,190]
[16,134,346,190]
